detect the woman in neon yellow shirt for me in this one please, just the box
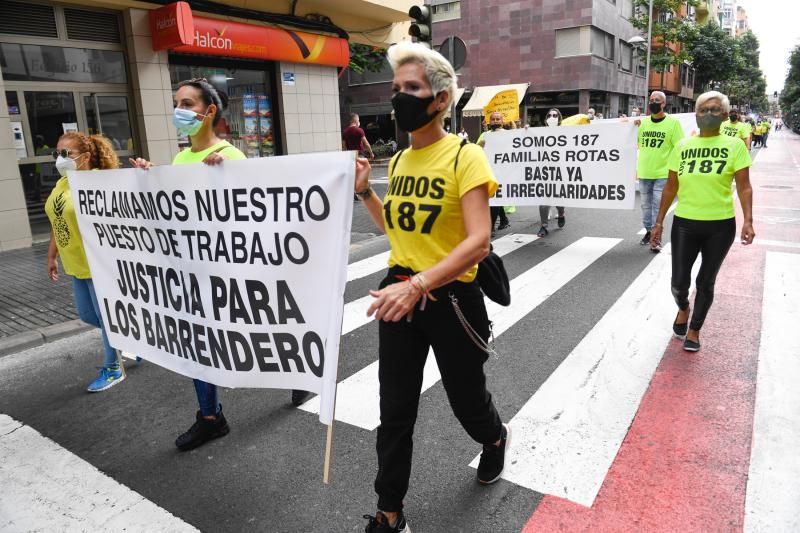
[45,132,128,392]
[650,91,755,352]
[355,42,508,533]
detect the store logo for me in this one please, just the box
[195,27,232,50]
[156,15,176,31]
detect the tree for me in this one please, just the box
[348,43,387,74]
[724,31,769,113]
[685,22,737,93]
[780,45,800,128]
[630,0,699,86]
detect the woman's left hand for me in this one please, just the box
[741,222,755,245]
[367,282,421,322]
[203,152,227,166]
[355,157,371,193]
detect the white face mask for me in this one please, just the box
[55,155,78,177]
[631,111,640,117]
[546,117,559,127]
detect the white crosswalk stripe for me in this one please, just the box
[301,237,621,430]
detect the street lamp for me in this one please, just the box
[628,0,654,109]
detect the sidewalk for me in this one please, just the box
[0,241,89,355]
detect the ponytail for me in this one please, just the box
[59,131,119,170]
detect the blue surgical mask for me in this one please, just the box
[172,108,205,137]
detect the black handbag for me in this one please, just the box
[476,246,511,306]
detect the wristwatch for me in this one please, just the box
[355,186,373,200]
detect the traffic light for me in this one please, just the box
[408,5,432,47]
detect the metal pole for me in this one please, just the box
[448,36,457,132]
[645,0,654,106]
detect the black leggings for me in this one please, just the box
[490,206,508,228]
[670,216,736,331]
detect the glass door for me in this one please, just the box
[81,93,136,157]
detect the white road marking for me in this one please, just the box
[473,244,678,506]
[0,414,197,532]
[637,202,677,235]
[302,237,620,430]
[744,252,800,533]
[755,239,800,249]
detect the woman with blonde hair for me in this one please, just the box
[45,132,128,392]
[355,42,508,533]
[650,90,754,351]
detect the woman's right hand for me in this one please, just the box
[47,257,59,282]
[650,225,663,248]
[129,157,153,170]
[355,157,371,193]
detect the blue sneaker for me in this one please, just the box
[87,365,125,393]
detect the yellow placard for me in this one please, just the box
[561,113,591,126]
[483,89,520,124]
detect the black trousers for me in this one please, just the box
[670,216,736,331]
[490,206,509,228]
[375,269,503,512]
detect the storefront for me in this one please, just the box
[0,0,137,236]
[524,91,580,126]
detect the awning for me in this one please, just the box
[444,88,466,117]
[461,83,530,117]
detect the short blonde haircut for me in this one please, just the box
[695,91,731,113]
[387,42,458,117]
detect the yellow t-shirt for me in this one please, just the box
[637,114,685,179]
[720,120,749,141]
[668,134,751,221]
[385,134,498,283]
[45,176,91,279]
[172,140,246,165]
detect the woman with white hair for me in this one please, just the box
[650,91,755,352]
[354,42,508,533]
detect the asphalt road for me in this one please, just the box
[1,135,796,532]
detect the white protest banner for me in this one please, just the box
[486,123,638,209]
[68,152,354,425]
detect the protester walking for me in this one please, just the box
[131,78,310,451]
[720,110,752,149]
[478,111,510,235]
[636,91,685,251]
[536,108,566,237]
[355,42,509,533]
[46,132,129,392]
[650,91,754,352]
[343,113,375,159]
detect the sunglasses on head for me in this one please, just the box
[52,149,77,160]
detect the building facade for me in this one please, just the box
[0,0,412,250]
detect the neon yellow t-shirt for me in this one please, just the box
[385,134,497,283]
[172,140,246,165]
[668,135,751,221]
[45,176,91,279]
[760,121,770,133]
[637,114,684,179]
[720,120,749,141]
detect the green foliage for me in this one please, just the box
[348,43,387,74]
[630,0,699,73]
[685,22,737,92]
[780,45,800,128]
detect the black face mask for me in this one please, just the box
[730,114,739,122]
[391,92,437,132]
[488,123,502,131]
[649,101,663,114]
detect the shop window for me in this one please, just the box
[555,27,591,57]
[84,95,135,152]
[0,1,58,39]
[591,28,615,61]
[348,59,393,86]
[169,62,278,157]
[0,43,127,84]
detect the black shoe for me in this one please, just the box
[683,338,701,352]
[363,511,409,533]
[291,389,311,406]
[497,222,511,230]
[491,230,496,238]
[640,231,651,245]
[673,311,689,337]
[557,215,566,228]
[477,423,510,485]
[175,409,230,451]
[537,226,549,238]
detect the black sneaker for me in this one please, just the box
[497,222,511,230]
[363,511,410,533]
[291,389,311,406]
[639,231,651,246]
[175,409,230,451]
[537,226,549,238]
[683,338,701,352]
[477,423,510,485]
[557,215,566,228]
